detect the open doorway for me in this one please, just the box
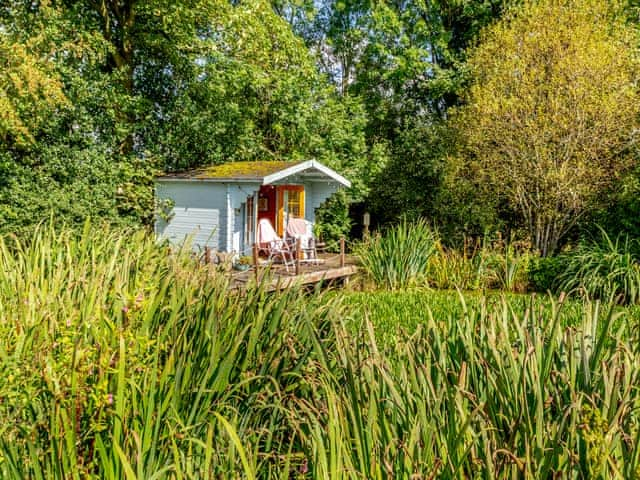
[257,185,277,230]
[256,185,306,237]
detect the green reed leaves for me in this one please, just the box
[560,228,640,304]
[0,222,341,479]
[1,222,640,478]
[356,218,437,290]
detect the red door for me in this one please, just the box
[257,185,277,228]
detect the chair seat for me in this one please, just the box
[257,219,294,272]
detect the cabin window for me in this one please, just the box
[276,185,305,235]
[285,189,301,219]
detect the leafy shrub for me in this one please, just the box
[356,218,437,290]
[490,243,530,292]
[527,255,569,293]
[559,228,640,304]
[314,190,351,249]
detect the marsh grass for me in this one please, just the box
[560,228,640,304]
[358,221,530,292]
[355,218,437,290]
[316,292,640,478]
[2,223,640,478]
[427,241,493,290]
[428,239,530,292]
[0,222,341,479]
[343,289,586,345]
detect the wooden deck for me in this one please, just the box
[229,253,359,292]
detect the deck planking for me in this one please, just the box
[229,253,358,292]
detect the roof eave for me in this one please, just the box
[156,159,351,187]
[262,160,351,187]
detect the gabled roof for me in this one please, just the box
[157,160,351,187]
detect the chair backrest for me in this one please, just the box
[286,218,308,238]
[258,218,290,251]
[258,219,280,244]
[286,218,315,249]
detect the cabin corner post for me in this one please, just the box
[226,183,233,253]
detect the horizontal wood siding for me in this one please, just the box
[155,182,226,251]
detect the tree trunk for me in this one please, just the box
[531,214,562,257]
[93,0,137,154]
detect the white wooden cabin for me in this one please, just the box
[155,160,351,255]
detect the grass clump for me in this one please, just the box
[355,218,437,290]
[309,293,640,478]
[359,222,531,292]
[4,223,640,478]
[0,222,341,478]
[560,228,640,304]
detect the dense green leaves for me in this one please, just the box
[452,0,640,255]
[2,0,639,254]
[0,0,373,235]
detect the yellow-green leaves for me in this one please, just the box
[0,37,66,148]
[453,0,640,255]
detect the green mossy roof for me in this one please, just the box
[160,161,304,180]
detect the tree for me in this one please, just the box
[0,7,67,149]
[0,0,372,235]
[281,0,505,232]
[452,0,640,256]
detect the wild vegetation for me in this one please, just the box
[356,221,533,293]
[2,225,640,478]
[4,0,640,477]
[451,0,640,255]
[3,0,637,250]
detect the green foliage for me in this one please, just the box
[453,0,640,255]
[559,228,640,304]
[528,255,569,293]
[3,226,640,477]
[276,0,506,236]
[428,236,530,292]
[0,1,154,234]
[356,218,437,290]
[367,121,447,225]
[591,165,640,240]
[0,222,341,477]
[315,292,640,478]
[314,190,351,247]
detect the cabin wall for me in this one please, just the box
[155,177,343,252]
[155,181,227,251]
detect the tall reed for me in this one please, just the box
[2,223,640,478]
[356,218,437,290]
[428,240,493,290]
[559,228,640,304]
[0,222,341,479]
[304,294,640,478]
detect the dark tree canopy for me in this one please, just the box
[1,0,637,252]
